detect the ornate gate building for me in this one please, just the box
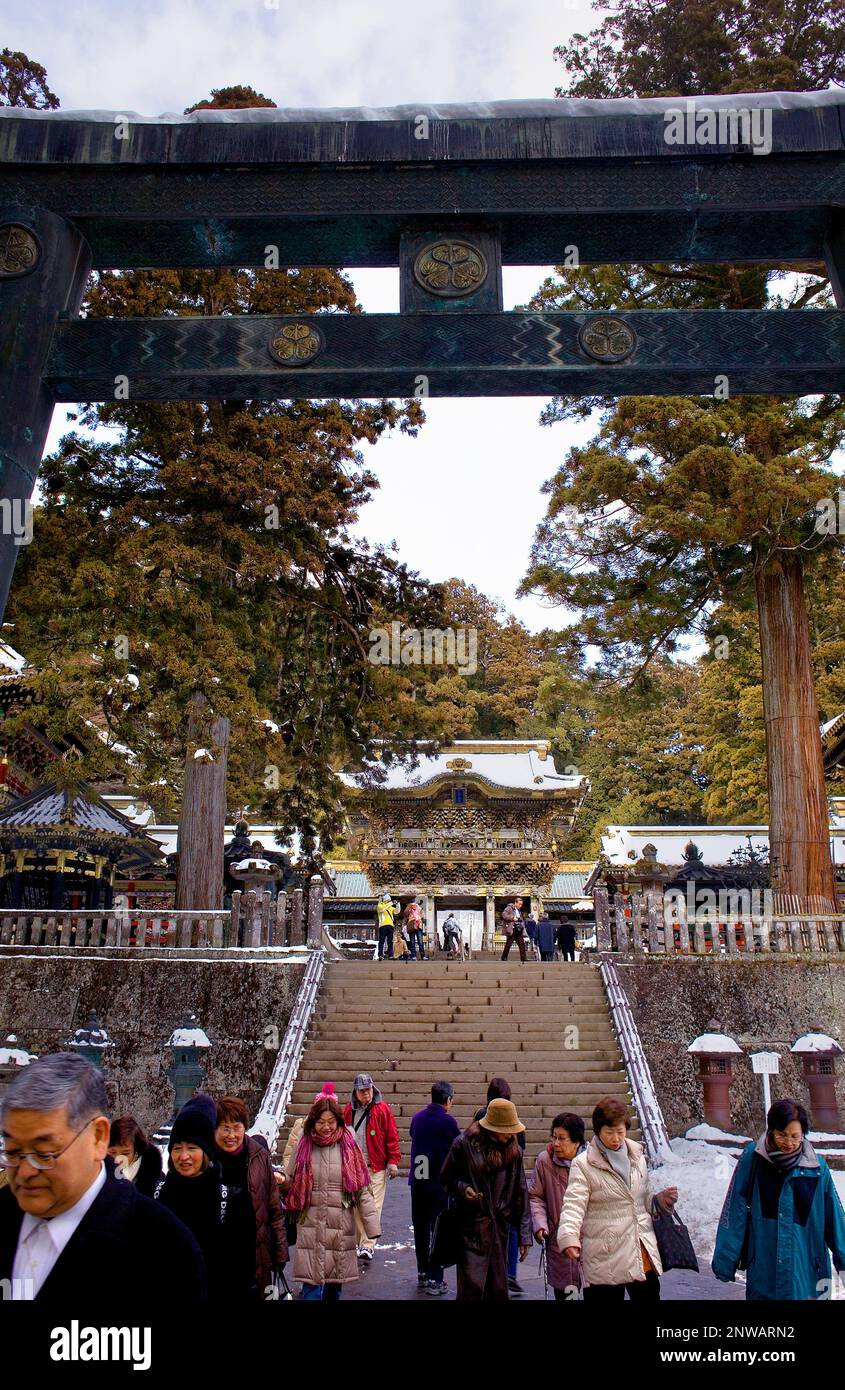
[328,741,588,948]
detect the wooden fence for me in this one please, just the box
[0,885,311,950]
[594,887,845,956]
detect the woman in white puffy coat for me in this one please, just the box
[557,1097,677,1301]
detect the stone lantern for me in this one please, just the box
[687,1021,743,1131]
[66,1010,114,1070]
[0,1033,37,1103]
[790,1033,843,1131]
[164,1011,212,1121]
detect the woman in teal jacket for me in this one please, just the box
[713,1098,845,1301]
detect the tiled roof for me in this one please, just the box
[330,868,375,898]
[0,780,159,842]
[549,869,592,898]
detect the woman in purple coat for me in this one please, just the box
[528,1112,585,1300]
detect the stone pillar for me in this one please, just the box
[485,893,496,953]
[425,893,435,950]
[0,207,91,621]
[307,874,324,948]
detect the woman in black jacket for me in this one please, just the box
[154,1094,256,1300]
[108,1115,163,1198]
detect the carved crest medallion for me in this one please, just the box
[578,316,637,363]
[268,321,324,365]
[0,225,40,278]
[413,240,488,297]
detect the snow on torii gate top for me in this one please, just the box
[2,87,845,620]
[1,88,844,276]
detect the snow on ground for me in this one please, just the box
[685,1123,751,1143]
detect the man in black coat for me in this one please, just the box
[0,1051,206,1304]
[556,919,577,962]
[409,1080,460,1296]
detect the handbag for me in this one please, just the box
[650,1202,699,1273]
[429,1197,462,1270]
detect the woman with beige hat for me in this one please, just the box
[441,1097,532,1300]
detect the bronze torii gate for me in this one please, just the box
[0,90,843,912]
[1,91,844,618]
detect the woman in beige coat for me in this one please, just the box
[557,1096,677,1301]
[286,1094,380,1300]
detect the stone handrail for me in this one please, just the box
[600,954,673,1166]
[250,946,326,1152]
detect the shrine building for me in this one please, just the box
[326,740,591,950]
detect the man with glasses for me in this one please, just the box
[0,1051,206,1302]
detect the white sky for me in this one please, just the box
[15,0,595,631]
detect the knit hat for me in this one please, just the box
[479,1098,525,1136]
[314,1082,337,1102]
[168,1093,217,1158]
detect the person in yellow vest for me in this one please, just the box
[376,892,396,961]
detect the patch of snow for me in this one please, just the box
[685,1123,752,1143]
[0,1047,35,1065]
[687,1033,743,1054]
[791,1033,843,1054]
[649,1137,744,1264]
[193,747,214,761]
[233,857,273,871]
[167,1027,211,1048]
[810,1132,845,1142]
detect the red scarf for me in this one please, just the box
[286,1126,370,1212]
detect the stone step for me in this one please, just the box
[311,1023,615,1040]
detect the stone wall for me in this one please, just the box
[0,947,306,1135]
[615,957,845,1136]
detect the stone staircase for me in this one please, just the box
[280,959,637,1169]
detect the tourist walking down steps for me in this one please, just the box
[0,1053,206,1303]
[529,1112,585,1300]
[474,1077,527,1294]
[155,1093,256,1301]
[343,1073,400,1260]
[442,1097,532,1301]
[712,1097,845,1300]
[557,1096,678,1302]
[214,1095,288,1298]
[409,1080,460,1295]
[286,1094,379,1300]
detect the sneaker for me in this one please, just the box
[425,1280,447,1296]
[360,1246,375,1261]
[417,1274,429,1288]
[507,1277,524,1295]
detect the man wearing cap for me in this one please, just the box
[343,1073,400,1260]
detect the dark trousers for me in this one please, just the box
[560,946,575,961]
[583,1270,661,1302]
[411,1183,445,1282]
[507,1224,519,1280]
[501,931,527,961]
[409,928,425,959]
[377,925,393,958]
[540,950,555,961]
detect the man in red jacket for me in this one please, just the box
[343,1072,401,1260]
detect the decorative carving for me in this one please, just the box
[578,316,637,363]
[445,756,473,770]
[268,321,324,365]
[0,224,39,278]
[413,240,487,297]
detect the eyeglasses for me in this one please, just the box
[217,1124,245,1136]
[0,1117,96,1171]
